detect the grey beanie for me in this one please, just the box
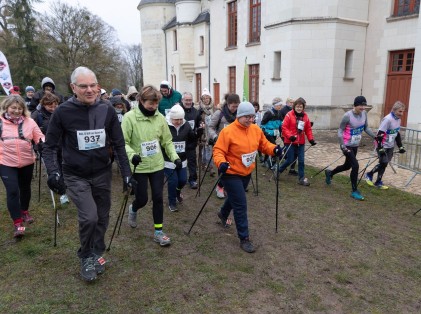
[236,101,255,118]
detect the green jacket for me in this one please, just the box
[122,107,179,173]
[158,89,182,116]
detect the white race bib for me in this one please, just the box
[241,151,257,168]
[297,120,305,131]
[76,129,106,150]
[350,134,362,146]
[388,133,397,143]
[141,139,160,157]
[173,141,186,153]
[188,120,195,130]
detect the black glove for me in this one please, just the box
[37,140,43,155]
[218,162,229,174]
[399,146,406,154]
[174,159,182,169]
[196,127,204,138]
[289,135,297,142]
[47,172,66,195]
[208,137,217,146]
[378,148,386,156]
[273,145,283,157]
[340,144,351,156]
[123,176,138,192]
[131,154,142,166]
[309,140,316,146]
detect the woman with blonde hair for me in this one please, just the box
[0,95,44,238]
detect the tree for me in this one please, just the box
[42,1,124,93]
[122,44,143,89]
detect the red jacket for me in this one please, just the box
[0,116,44,168]
[282,110,313,145]
[213,119,276,176]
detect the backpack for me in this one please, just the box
[0,119,28,142]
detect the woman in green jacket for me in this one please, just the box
[122,85,181,246]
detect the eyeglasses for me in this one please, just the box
[73,83,98,90]
[242,115,256,120]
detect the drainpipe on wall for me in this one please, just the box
[208,19,211,91]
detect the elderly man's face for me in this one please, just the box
[160,87,169,97]
[71,73,98,105]
[183,95,193,108]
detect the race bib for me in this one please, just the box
[141,139,160,157]
[241,151,257,168]
[297,120,305,131]
[350,134,362,146]
[188,120,195,130]
[173,141,186,153]
[387,133,397,143]
[349,126,364,146]
[77,129,106,150]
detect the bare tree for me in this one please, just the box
[42,1,124,93]
[122,44,143,89]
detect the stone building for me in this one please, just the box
[137,0,421,130]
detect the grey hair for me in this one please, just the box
[391,100,405,112]
[182,92,193,99]
[70,66,97,84]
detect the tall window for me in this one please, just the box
[393,0,420,16]
[344,49,354,78]
[173,30,178,51]
[199,36,204,55]
[249,64,259,102]
[228,66,236,93]
[390,50,415,73]
[227,1,237,47]
[273,51,282,79]
[195,73,202,103]
[249,0,261,43]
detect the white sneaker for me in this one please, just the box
[154,231,171,246]
[60,194,70,204]
[128,204,137,228]
[215,186,225,199]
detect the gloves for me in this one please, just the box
[208,137,217,146]
[123,176,138,192]
[378,148,386,156]
[196,127,204,138]
[273,145,283,157]
[399,146,406,154]
[37,140,43,155]
[289,136,297,142]
[340,144,351,155]
[174,159,182,169]
[218,162,229,174]
[131,154,142,166]
[47,172,66,195]
[309,140,317,146]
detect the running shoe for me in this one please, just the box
[240,238,256,253]
[21,211,34,224]
[80,256,97,282]
[365,173,374,186]
[215,185,225,199]
[154,231,171,246]
[91,253,106,275]
[169,204,178,212]
[128,204,137,228]
[351,190,365,201]
[13,223,25,238]
[375,181,389,190]
[325,169,332,185]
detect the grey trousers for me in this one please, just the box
[64,169,112,258]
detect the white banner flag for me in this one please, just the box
[0,50,13,95]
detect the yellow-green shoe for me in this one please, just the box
[375,181,389,190]
[365,173,374,187]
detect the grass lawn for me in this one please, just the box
[0,162,420,313]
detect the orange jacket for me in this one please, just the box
[213,119,276,176]
[0,116,44,168]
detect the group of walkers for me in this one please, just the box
[0,65,406,282]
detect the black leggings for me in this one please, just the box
[330,146,359,191]
[0,164,34,221]
[132,170,165,227]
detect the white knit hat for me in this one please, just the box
[169,104,185,119]
[201,88,212,98]
[236,101,255,118]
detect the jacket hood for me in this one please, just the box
[127,86,138,98]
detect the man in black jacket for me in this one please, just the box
[181,92,203,189]
[42,66,134,282]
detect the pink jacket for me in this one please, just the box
[0,116,45,168]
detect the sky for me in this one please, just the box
[34,1,141,45]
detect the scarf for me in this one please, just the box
[4,112,24,125]
[221,104,236,124]
[139,103,156,117]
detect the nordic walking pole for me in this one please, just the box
[197,143,203,197]
[187,172,224,235]
[254,157,258,196]
[50,189,60,247]
[195,154,213,198]
[413,208,421,216]
[311,154,344,178]
[275,155,280,233]
[357,155,379,188]
[270,144,292,181]
[289,145,313,169]
[38,154,42,202]
[117,164,138,235]
[107,189,130,251]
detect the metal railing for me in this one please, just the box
[391,127,421,187]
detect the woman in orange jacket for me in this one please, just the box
[0,95,44,238]
[213,101,282,253]
[278,97,316,186]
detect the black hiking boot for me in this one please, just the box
[240,238,256,253]
[80,256,97,282]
